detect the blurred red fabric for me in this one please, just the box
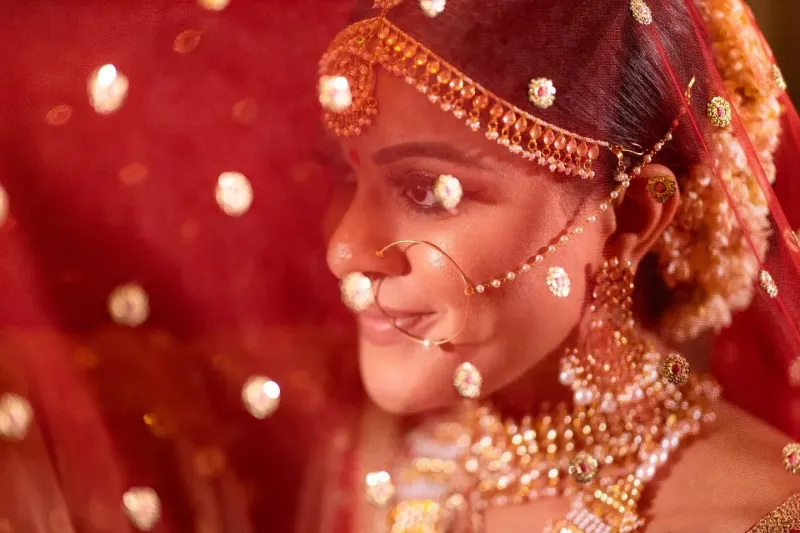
[0,1,363,531]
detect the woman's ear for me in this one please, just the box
[605,164,680,267]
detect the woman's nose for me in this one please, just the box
[326,187,407,284]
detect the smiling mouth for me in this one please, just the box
[357,308,437,346]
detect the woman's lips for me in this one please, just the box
[357,307,436,346]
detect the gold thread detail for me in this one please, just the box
[747,494,800,532]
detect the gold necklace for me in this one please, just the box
[363,261,721,532]
[378,369,718,533]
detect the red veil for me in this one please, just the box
[0,0,799,532]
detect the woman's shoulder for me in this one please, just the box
[646,400,800,532]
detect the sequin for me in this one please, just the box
[340,272,374,312]
[0,184,7,228]
[569,451,599,483]
[759,269,778,298]
[707,96,732,128]
[527,78,556,109]
[365,470,395,506]
[88,64,129,115]
[242,376,281,419]
[198,0,230,10]
[45,104,73,126]
[630,0,653,25]
[774,65,788,92]
[215,171,253,216]
[173,29,203,54]
[661,352,689,386]
[419,0,445,17]
[0,393,33,441]
[783,443,800,475]
[453,362,482,399]
[318,75,353,113]
[108,283,150,327]
[546,266,571,298]
[433,174,462,210]
[122,487,161,531]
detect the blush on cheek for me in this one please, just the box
[348,148,361,168]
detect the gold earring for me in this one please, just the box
[646,175,676,203]
[374,240,473,349]
[559,258,661,411]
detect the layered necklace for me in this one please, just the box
[362,260,721,533]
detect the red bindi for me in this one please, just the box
[348,148,361,167]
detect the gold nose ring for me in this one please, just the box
[373,240,473,348]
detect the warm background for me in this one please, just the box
[0,1,797,532]
[750,0,800,105]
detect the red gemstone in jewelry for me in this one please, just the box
[569,451,598,483]
[528,78,556,109]
[707,97,732,128]
[653,181,667,194]
[661,352,689,386]
[784,443,800,474]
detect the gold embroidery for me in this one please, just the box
[747,494,800,532]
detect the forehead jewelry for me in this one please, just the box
[374,240,473,348]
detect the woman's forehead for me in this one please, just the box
[344,71,525,171]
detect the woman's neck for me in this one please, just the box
[489,348,572,418]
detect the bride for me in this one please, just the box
[309,0,800,530]
[2,0,799,531]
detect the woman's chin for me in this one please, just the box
[358,339,459,415]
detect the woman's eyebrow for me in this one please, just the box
[372,141,489,170]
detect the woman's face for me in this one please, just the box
[326,72,612,414]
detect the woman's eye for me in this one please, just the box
[406,184,438,207]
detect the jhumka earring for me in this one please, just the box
[559,258,661,412]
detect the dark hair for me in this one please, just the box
[353,0,701,181]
